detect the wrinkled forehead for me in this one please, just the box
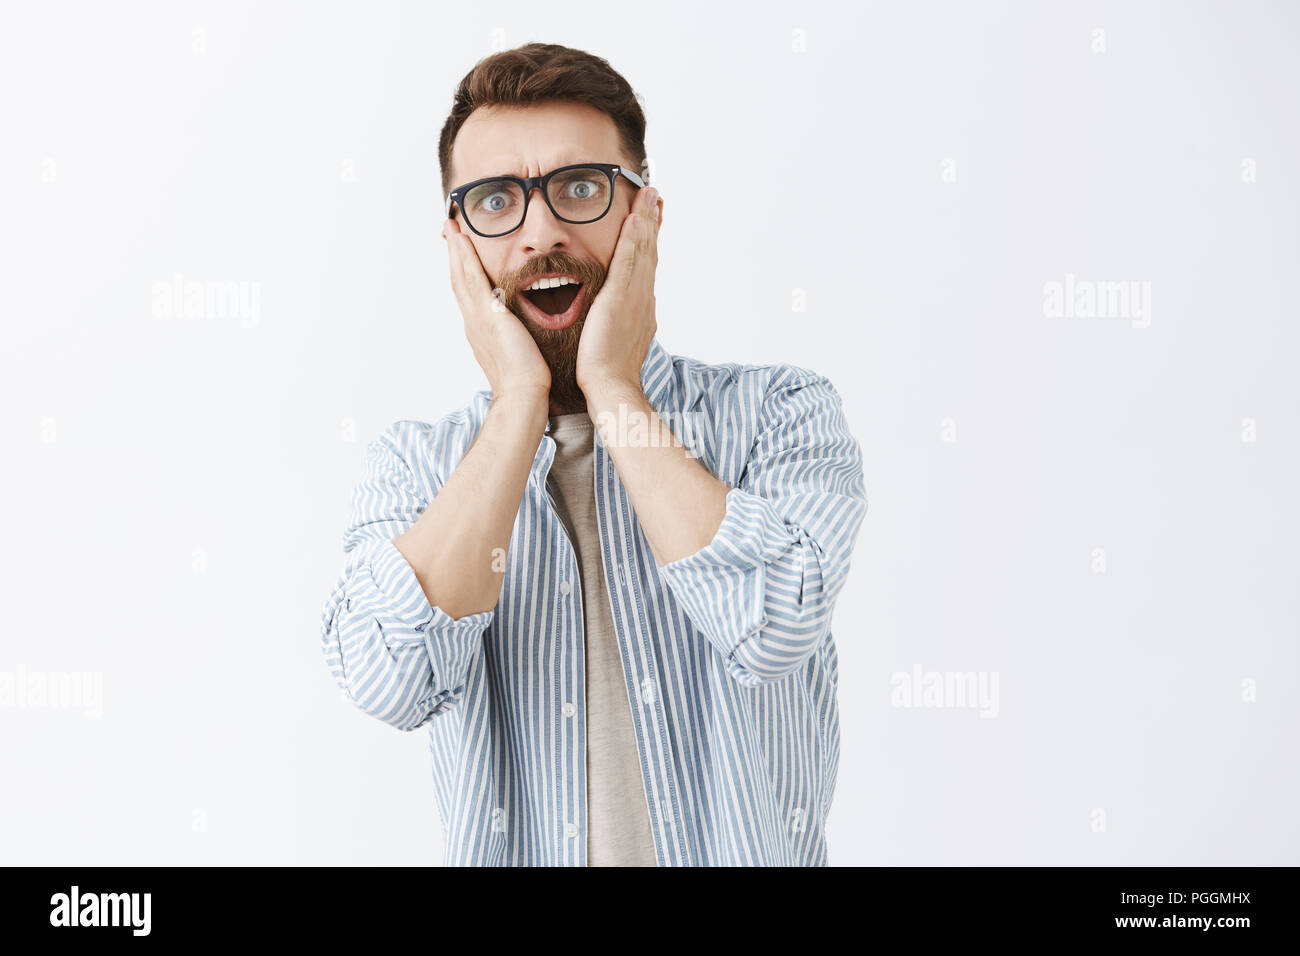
[449,102,627,185]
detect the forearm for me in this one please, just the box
[394,388,547,618]
[587,381,730,566]
[640,372,869,686]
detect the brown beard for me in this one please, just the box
[497,251,606,416]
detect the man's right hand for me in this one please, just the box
[444,216,551,403]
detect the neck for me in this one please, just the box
[548,396,588,418]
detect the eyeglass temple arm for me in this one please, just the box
[616,166,647,189]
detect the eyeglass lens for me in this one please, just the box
[461,167,612,235]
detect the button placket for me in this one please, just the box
[542,463,584,866]
[592,441,691,864]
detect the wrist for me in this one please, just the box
[580,376,644,410]
[489,387,549,429]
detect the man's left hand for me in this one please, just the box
[576,185,662,398]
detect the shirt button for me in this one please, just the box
[562,701,576,717]
[565,822,578,839]
[639,677,656,705]
[559,579,572,596]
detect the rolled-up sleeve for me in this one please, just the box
[657,373,867,687]
[320,423,493,730]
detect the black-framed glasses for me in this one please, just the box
[446,162,646,238]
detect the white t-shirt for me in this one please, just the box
[546,412,657,867]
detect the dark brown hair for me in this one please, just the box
[437,43,647,196]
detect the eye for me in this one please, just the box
[550,169,608,205]
[564,179,599,199]
[465,179,522,217]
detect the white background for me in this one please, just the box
[1,0,1296,865]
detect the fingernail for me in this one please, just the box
[646,187,659,207]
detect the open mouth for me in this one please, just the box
[518,275,585,330]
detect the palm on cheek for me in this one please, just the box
[576,187,661,396]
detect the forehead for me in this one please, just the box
[450,101,626,182]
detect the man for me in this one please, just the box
[320,42,868,866]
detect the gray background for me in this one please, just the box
[1,0,1295,865]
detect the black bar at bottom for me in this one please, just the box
[2,865,1287,943]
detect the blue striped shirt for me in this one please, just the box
[320,335,868,865]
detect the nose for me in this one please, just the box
[515,185,572,254]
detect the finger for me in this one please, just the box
[625,189,660,279]
[638,187,660,261]
[445,218,496,311]
[606,210,643,292]
[644,191,660,248]
[638,186,661,240]
[443,217,468,304]
[641,185,660,224]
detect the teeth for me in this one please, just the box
[525,276,576,292]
